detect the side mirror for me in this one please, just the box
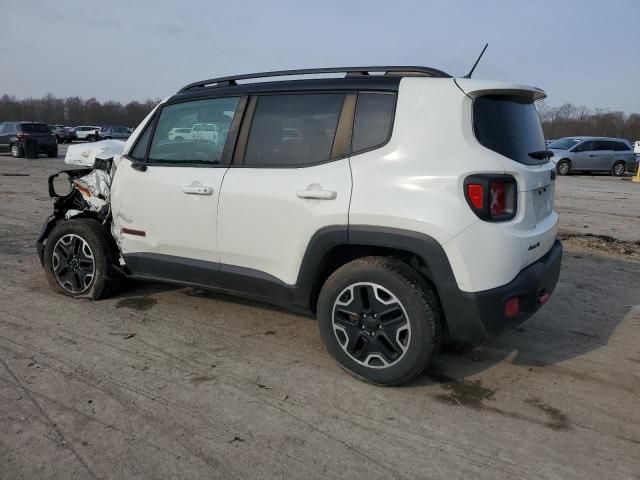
[48,171,74,197]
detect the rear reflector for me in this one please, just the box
[504,297,520,317]
[467,184,484,209]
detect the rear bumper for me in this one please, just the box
[439,240,562,341]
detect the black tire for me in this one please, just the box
[10,143,24,158]
[556,159,571,175]
[611,161,626,177]
[317,256,442,385]
[87,135,96,142]
[43,218,121,300]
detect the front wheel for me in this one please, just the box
[317,257,442,385]
[611,161,626,177]
[43,218,121,300]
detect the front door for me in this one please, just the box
[111,96,245,284]
[570,140,593,170]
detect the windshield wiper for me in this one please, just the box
[528,150,552,160]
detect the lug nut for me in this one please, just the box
[378,325,382,330]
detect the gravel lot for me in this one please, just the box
[1,148,639,479]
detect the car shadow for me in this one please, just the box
[113,250,635,386]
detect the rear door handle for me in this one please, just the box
[589,154,598,157]
[296,185,337,200]
[182,185,213,195]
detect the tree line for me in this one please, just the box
[1,93,639,141]
[0,94,159,128]
[537,101,640,141]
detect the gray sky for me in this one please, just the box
[1,0,639,112]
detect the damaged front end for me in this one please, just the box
[36,141,123,265]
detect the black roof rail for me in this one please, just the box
[178,66,451,92]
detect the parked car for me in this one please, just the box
[548,137,636,176]
[72,126,101,142]
[0,121,58,157]
[634,140,640,154]
[36,66,561,385]
[98,126,132,140]
[50,125,75,144]
[167,127,193,141]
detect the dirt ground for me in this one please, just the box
[1,149,639,480]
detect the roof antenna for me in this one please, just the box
[463,43,488,79]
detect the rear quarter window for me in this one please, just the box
[473,95,546,165]
[352,92,396,153]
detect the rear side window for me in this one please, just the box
[148,97,240,165]
[244,93,345,167]
[21,123,51,133]
[613,141,630,151]
[473,95,546,165]
[352,92,395,153]
[593,140,612,151]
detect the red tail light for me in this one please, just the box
[464,175,517,221]
[467,184,484,209]
[16,132,30,140]
[504,297,520,317]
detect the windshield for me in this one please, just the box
[548,138,581,150]
[473,95,547,165]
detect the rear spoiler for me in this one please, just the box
[455,79,546,102]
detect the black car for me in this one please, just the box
[50,125,76,144]
[0,122,58,157]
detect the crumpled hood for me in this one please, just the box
[65,139,126,167]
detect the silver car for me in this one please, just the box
[548,137,637,176]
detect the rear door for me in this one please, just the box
[591,140,613,170]
[21,123,56,147]
[216,92,353,290]
[111,96,246,284]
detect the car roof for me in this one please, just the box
[559,136,629,142]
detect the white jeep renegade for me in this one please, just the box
[37,66,562,385]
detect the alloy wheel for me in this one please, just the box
[52,234,95,294]
[332,282,411,368]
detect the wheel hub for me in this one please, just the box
[52,234,95,294]
[332,282,411,369]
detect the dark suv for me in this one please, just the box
[0,122,58,158]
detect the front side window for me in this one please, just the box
[244,93,345,167]
[352,92,395,153]
[548,138,580,150]
[574,141,593,152]
[148,97,240,165]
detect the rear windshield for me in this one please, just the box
[473,95,547,165]
[20,123,51,133]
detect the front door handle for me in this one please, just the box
[589,154,598,157]
[296,184,337,200]
[182,184,213,195]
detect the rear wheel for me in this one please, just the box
[556,159,571,175]
[317,257,442,385]
[10,144,24,158]
[43,219,121,300]
[611,161,626,177]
